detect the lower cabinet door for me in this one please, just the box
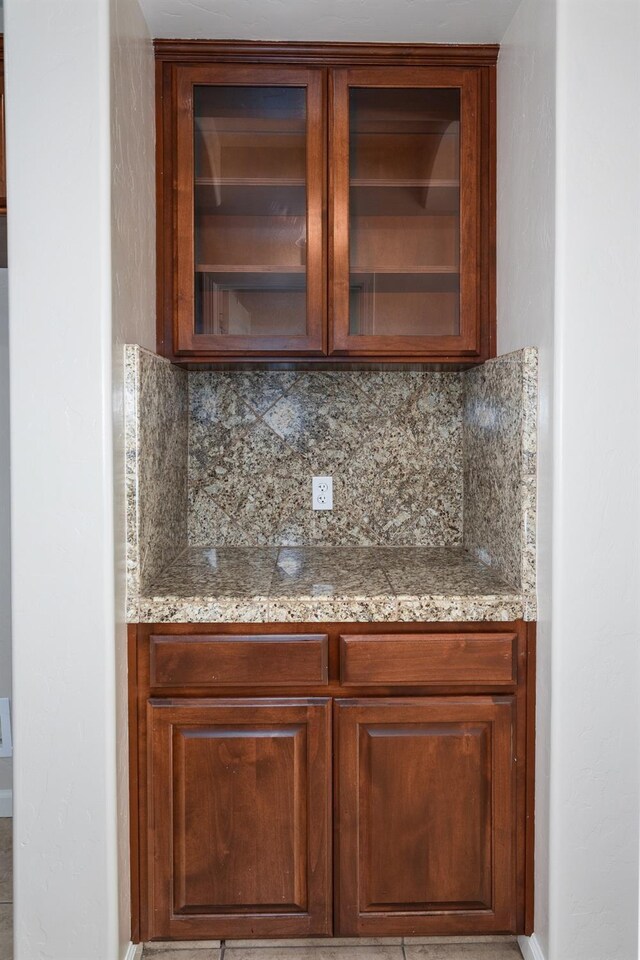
[147,698,332,939]
[335,697,516,936]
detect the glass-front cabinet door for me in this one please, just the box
[330,67,483,358]
[174,66,325,356]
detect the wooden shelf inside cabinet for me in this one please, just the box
[196,264,306,273]
[351,266,458,274]
[350,178,459,188]
[195,178,307,216]
[350,180,460,217]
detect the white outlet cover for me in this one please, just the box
[312,476,333,510]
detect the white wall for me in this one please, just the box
[497,2,556,956]
[0,269,11,809]
[551,1,640,957]
[500,1,640,959]
[6,0,154,955]
[6,0,118,955]
[110,0,156,952]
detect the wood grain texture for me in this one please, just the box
[150,633,329,688]
[329,65,482,358]
[147,697,332,938]
[335,696,516,935]
[155,45,496,365]
[172,64,326,357]
[340,633,517,687]
[130,619,532,941]
[153,41,500,67]
[0,39,6,213]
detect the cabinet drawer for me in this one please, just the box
[340,633,517,687]
[150,634,328,688]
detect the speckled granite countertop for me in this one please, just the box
[134,545,524,623]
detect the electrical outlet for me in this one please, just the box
[0,698,12,759]
[312,476,333,511]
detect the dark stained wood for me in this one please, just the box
[156,44,496,366]
[330,65,483,358]
[147,697,332,939]
[128,625,141,944]
[335,696,516,935]
[0,37,6,214]
[340,632,517,687]
[150,633,328,688]
[154,40,499,67]
[525,622,537,935]
[171,63,326,357]
[129,619,533,941]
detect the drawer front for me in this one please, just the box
[150,634,328,688]
[340,633,517,687]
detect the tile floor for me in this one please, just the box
[142,937,523,960]
[0,822,523,960]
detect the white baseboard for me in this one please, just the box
[0,788,12,817]
[123,944,143,960]
[518,933,546,960]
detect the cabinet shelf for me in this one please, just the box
[195,178,307,216]
[351,265,458,274]
[349,181,459,217]
[196,264,305,273]
[350,178,459,188]
[196,265,306,292]
[349,269,459,294]
[196,177,305,187]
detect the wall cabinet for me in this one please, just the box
[156,42,497,364]
[130,622,534,942]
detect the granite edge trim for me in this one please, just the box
[520,347,538,620]
[124,344,141,622]
[135,593,525,624]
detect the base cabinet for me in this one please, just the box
[336,697,516,935]
[132,622,534,941]
[147,698,332,939]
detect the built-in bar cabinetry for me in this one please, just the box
[156,42,497,363]
[130,621,535,942]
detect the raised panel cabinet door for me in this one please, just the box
[147,698,332,939]
[335,697,516,936]
[330,66,485,359]
[173,64,326,357]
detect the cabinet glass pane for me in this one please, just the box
[193,86,307,338]
[348,88,460,338]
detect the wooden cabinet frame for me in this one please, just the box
[130,619,534,942]
[155,42,497,365]
[329,66,482,358]
[335,696,516,935]
[172,64,326,358]
[147,697,332,939]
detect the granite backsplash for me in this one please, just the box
[188,370,463,547]
[124,345,538,619]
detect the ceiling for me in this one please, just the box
[140,0,522,44]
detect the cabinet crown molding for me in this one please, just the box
[153,39,500,66]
